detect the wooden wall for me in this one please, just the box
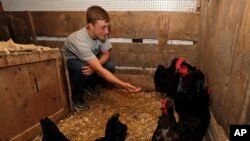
[0,10,201,90]
[200,0,250,137]
[1,11,200,67]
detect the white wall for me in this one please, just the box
[1,0,197,12]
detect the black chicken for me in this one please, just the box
[174,60,209,116]
[154,58,180,98]
[95,113,128,141]
[152,98,180,141]
[154,58,211,141]
[40,117,69,141]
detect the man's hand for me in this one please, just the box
[124,83,141,93]
[82,66,94,76]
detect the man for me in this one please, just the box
[64,6,141,111]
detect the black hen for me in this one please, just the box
[152,98,180,141]
[95,113,128,141]
[154,58,180,98]
[175,78,210,141]
[40,117,69,141]
[174,61,209,116]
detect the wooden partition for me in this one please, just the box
[200,0,250,139]
[1,11,201,90]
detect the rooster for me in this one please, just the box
[40,117,69,141]
[152,98,180,141]
[174,59,210,116]
[95,113,128,141]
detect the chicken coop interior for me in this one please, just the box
[0,0,249,141]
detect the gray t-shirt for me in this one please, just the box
[64,26,112,62]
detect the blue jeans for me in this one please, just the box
[67,58,115,102]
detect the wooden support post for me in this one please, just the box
[26,11,37,44]
[196,0,201,12]
[157,14,169,65]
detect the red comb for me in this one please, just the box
[175,58,185,69]
[161,98,167,114]
[207,87,212,95]
[175,58,189,76]
[178,66,189,76]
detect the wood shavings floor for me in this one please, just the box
[33,88,164,141]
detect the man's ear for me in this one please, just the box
[88,23,94,30]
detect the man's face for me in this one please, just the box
[92,20,110,41]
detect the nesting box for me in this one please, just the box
[0,40,71,141]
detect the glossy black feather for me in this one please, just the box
[95,113,128,141]
[40,117,69,141]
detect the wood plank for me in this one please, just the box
[111,43,158,68]
[31,11,86,37]
[157,44,199,66]
[238,0,250,123]
[168,12,200,41]
[9,109,66,141]
[35,40,198,68]
[158,14,169,48]
[36,40,65,48]
[115,68,154,75]
[109,11,160,39]
[111,43,198,68]
[115,73,155,91]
